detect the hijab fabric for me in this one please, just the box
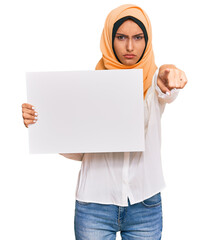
[95,4,157,98]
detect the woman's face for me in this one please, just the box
[113,19,146,66]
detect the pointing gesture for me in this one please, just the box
[157,65,188,95]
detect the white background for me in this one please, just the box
[0,0,208,239]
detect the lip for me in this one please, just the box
[124,54,136,59]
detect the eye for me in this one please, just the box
[134,35,144,40]
[116,35,126,40]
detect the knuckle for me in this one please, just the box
[168,82,175,89]
[183,82,187,87]
[30,109,34,115]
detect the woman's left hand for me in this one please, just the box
[157,65,188,95]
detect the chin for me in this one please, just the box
[122,60,137,66]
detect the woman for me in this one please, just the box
[22,4,187,240]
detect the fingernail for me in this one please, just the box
[33,120,36,122]
[166,91,170,96]
[32,107,35,110]
[35,112,38,116]
[34,117,38,119]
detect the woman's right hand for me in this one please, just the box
[22,103,38,128]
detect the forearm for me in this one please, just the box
[59,153,84,161]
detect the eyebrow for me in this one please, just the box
[115,33,144,37]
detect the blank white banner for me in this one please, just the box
[26,69,144,154]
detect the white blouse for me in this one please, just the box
[60,68,179,206]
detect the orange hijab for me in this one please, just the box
[95,4,157,98]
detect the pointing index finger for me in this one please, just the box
[159,68,170,82]
[163,68,170,78]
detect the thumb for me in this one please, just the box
[157,78,171,95]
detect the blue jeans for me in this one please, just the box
[74,192,163,240]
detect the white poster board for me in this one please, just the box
[26,69,144,154]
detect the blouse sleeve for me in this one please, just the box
[59,153,84,161]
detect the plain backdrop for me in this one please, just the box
[0,0,208,239]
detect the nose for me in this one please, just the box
[126,39,134,52]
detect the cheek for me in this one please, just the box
[137,41,146,53]
[114,40,125,56]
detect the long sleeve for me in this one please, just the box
[59,153,84,161]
